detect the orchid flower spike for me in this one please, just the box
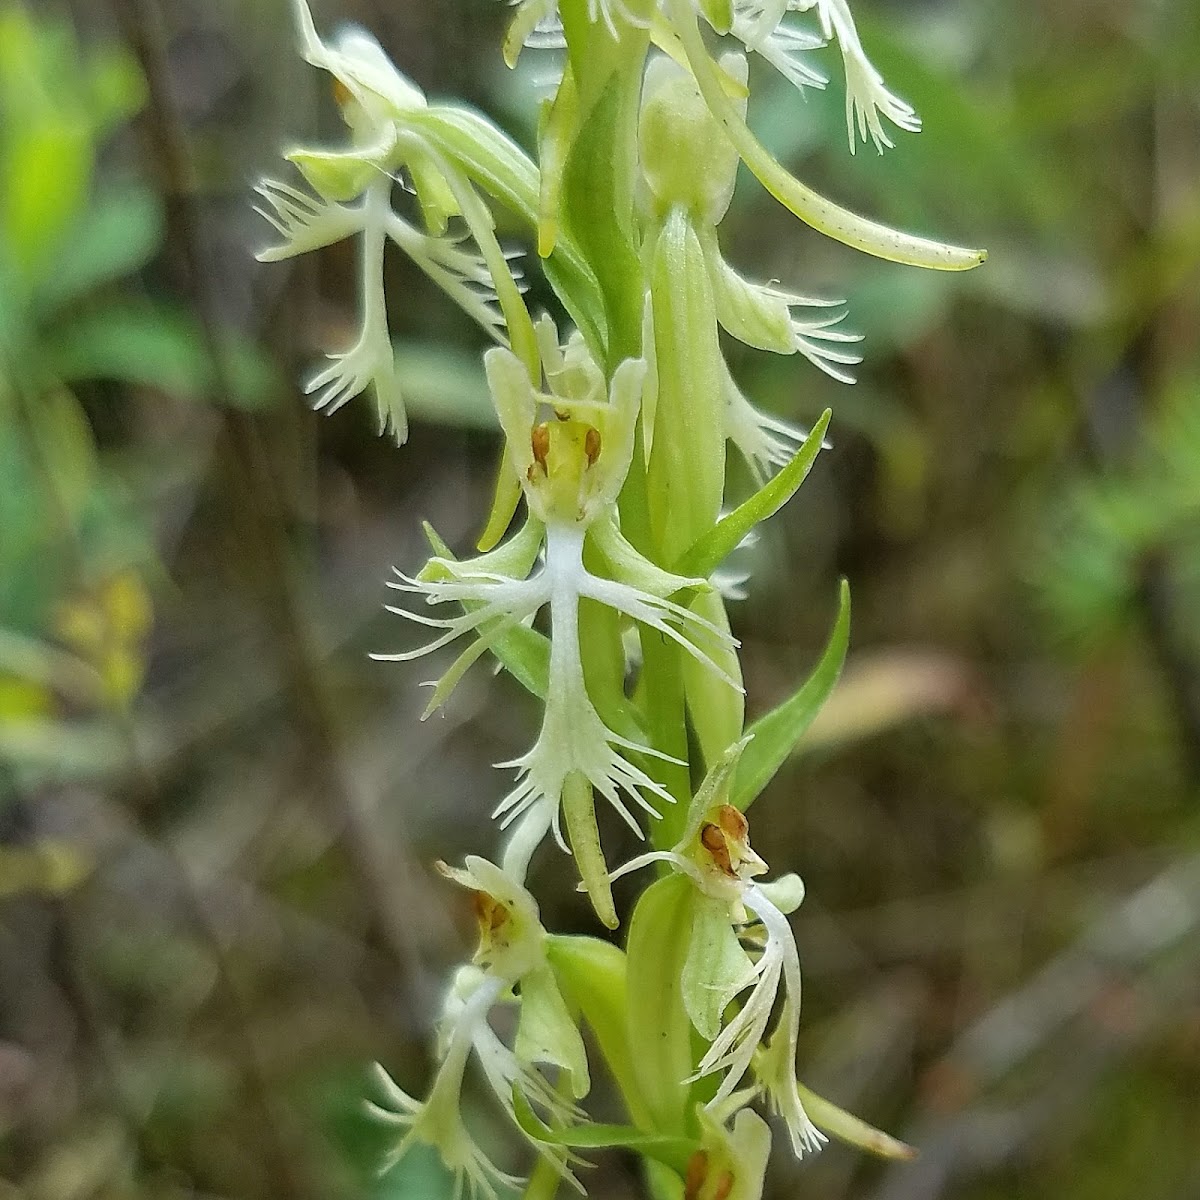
[608,739,826,1159]
[374,325,741,920]
[369,858,589,1196]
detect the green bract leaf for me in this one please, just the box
[625,874,696,1135]
[733,579,850,810]
[673,409,831,580]
[546,934,652,1130]
[799,1083,916,1161]
[510,1088,697,1174]
[681,589,744,770]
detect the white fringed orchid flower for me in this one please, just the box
[260,0,983,1186]
[375,325,740,918]
[256,0,533,442]
[506,0,912,152]
[369,857,588,1196]
[608,740,826,1158]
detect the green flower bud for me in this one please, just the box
[645,206,726,563]
[639,53,746,225]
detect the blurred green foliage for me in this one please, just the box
[0,3,280,784]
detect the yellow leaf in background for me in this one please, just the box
[800,648,978,754]
[0,673,52,720]
[57,600,106,659]
[102,571,152,642]
[0,841,91,900]
[56,570,153,712]
[101,646,144,710]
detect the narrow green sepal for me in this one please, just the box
[798,1083,916,1161]
[503,0,554,68]
[286,143,387,202]
[732,580,850,811]
[590,514,707,599]
[674,734,751,846]
[517,964,592,1099]
[673,409,831,581]
[477,451,524,552]
[537,65,581,257]
[408,152,459,234]
[546,935,653,1130]
[563,771,618,929]
[511,1089,698,1175]
[682,894,755,1040]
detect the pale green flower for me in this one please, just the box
[608,740,825,1158]
[684,1105,773,1200]
[369,859,589,1195]
[374,330,739,917]
[258,0,534,442]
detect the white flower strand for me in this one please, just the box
[303,177,406,441]
[253,180,362,260]
[793,0,921,153]
[368,975,522,1200]
[377,520,736,848]
[723,364,811,485]
[739,16,829,92]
